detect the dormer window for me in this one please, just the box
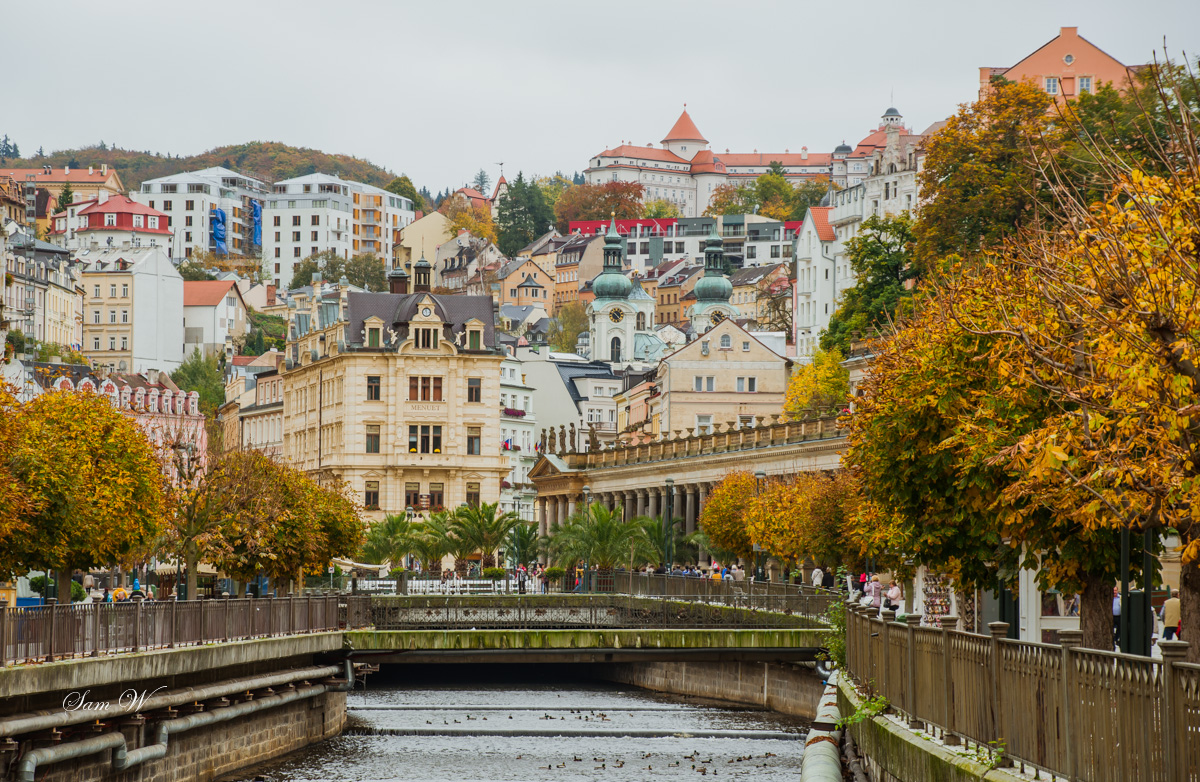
[468,329,481,350]
[367,327,381,347]
[104,213,116,226]
[415,327,438,349]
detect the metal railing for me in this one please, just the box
[844,603,1200,781]
[367,593,822,631]
[0,595,370,667]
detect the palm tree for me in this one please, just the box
[451,502,522,568]
[360,514,420,570]
[548,504,656,579]
[638,515,694,568]
[411,511,460,574]
[507,521,540,567]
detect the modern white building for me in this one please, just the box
[183,279,250,359]
[262,174,415,291]
[76,245,185,372]
[498,354,538,522]
[132,167,269,259]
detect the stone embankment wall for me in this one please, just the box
[19,690,345,782]
[599,660,825,719]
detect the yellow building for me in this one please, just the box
[496,258,552,311]
[394,211,450,268]
[282,266,507,519]
[655,319,790,434]
[729,262,791,329]
[0,165,125,236]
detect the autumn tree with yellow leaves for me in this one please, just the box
[783,347,849,418]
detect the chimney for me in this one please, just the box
[801,146,808,160]
[1060,26,1078,38]
[64,165,70,174]
[89,166,94,175]
[102,164,108,174]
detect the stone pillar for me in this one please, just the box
[567,496,577,521]
[685,485,697,535]
[698,483,710,514]
[538,497,548,536]
[557,496,568,527]
[625,492,636,522]
[647,489,659,521]
[636,490,647,518]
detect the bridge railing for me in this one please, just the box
[844,603,1200,781]
[0,595,369,667]
[612,572,841,620]
[367,593,821,631]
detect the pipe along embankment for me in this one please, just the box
[11,659,354,782]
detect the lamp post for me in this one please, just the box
[581,486,592,592]
[754,471,767,582]
[405,506,415,570]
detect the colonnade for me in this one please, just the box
[536,482,714,539]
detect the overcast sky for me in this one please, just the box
[7,1,1199,193]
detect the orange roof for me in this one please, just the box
[662,109,707,143]
[720,152,833,167]
[807,207,835,242]
[184,280,238,307]
[596,145,690,164]
[0,167,121,185]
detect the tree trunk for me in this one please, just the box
[1180,554,1200,663]
[56,569,74,604]
[1079,569,1114,651]
[482,552,496,568]
[185,553,199,601]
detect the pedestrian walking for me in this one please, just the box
[811,566,824,588]
[1161,589,1181,641]
[1112,587,1122,647]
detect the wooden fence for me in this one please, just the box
[844,603,1200,781]
[0,595,372,666]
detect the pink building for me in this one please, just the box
[979,27,1141,103]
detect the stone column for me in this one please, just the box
[636,489,647,518]
[698,483,710,515]
[647,489,659,521]
[685,485,697,535]
[538,497,548,537]
[624,492,636,522]
[567,496,577,521]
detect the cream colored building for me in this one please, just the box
[281,270,507,520]
[78,246,184,373]
[655,319,790,435]
[394,211,450,268]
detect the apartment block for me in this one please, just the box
[132,167,268,258]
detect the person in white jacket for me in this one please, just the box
[811,567,824,588]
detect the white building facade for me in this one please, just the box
[262,174,415,291]
[499,355,538,522]
[132,167,269,259]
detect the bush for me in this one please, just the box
[482,567,507,580]
[388,568,409,579]
[543,566,566,579]
[28,575,87,602]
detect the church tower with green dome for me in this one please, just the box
[687,222,739,334]
[583,216,662,365]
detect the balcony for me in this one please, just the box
[502,407,527,418]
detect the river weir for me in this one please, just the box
[221,666,810,781]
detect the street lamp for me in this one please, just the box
[754,471,767,582]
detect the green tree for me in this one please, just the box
[177,259,216,282]
[547,301,588,353]
[546,504,654,577]
[789,179,833,219]
[507,521,540,567]
[361,513,421,567]
[34,342,89,366]
[472,169,491,194]
[57,181,75,209]
[289,250,345,289]
[344,253,386,291]
[553,182,645,233]
[821,213,918,354]
[641,199,681,219]
[171,348,225,415]
[451,502,522,568]
[496,172,554,256]
[385,175,425,211]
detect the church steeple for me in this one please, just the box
[414,251,432,293]
[693,222,732,303]
[592,214,631,299]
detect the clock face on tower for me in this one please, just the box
[609,309,624,323]
[710,311,727,326]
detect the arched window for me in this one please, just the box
[636,312,646,330]
[720,334,732,349]
[610,336,622,363]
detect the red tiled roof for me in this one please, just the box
[690,149,726,174]
[595,145,690,164]
[76,196,165,218]
[719,152,833,167]
[662,109,707,143]
[807,207,835,242]
[0,167,121,184]
[184,280,237,307]
[230,356,257,366]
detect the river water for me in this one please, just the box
[222,666,809,781]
